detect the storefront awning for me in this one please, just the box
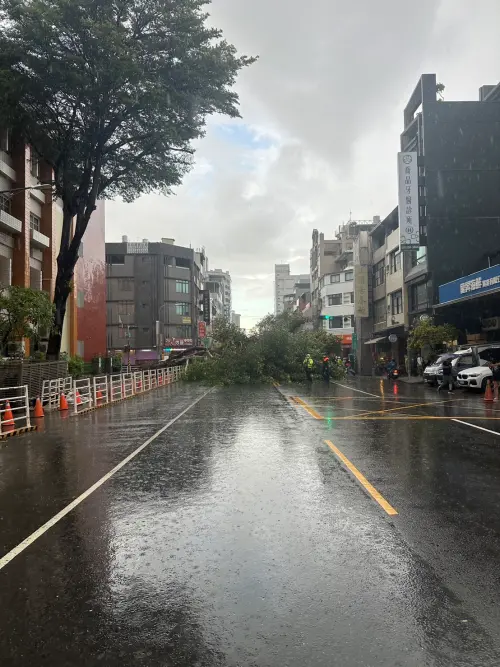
[364,336,387,345]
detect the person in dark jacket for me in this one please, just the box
[437,358,453,392]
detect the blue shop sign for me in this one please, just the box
[439,264,500,305]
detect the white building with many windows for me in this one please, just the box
[319,268,355,343]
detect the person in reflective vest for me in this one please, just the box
[303,354,314,382]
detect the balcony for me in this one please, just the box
[0,151,15,181]
[0,209,22,234]
[30,227,50,249]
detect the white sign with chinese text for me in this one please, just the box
[397,152,420,250]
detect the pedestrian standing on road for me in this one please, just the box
[490,361,500,401]
[437,358,453,393]
[321,356,330,382]
[417,354,423,376]
[303,354,314,382]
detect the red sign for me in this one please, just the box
[165,338,193,348]
[342,334,353,345]
[198,321,207,339]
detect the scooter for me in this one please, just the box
[387,368,399,381]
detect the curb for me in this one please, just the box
[0,425,37,440]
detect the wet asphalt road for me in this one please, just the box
[1,380,500,666]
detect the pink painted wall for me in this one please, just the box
[76,201,106,361]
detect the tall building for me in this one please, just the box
[0,128,105,359]
[401,74,500,324]
[231,311,241,328]
[207,269,231,320]
[106,238,204,360]
[274,264,309,315]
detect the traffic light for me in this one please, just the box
[320,315,331,320]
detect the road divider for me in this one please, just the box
[324,439,398,516]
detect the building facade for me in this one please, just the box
[106,238,203,359]
[401,74,500,326]
[274,264,309,315]
[207,269,231,320]
[0,128,105,359]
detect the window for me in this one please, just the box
[330,274,340,284]
[411,247,427,268]
[410,282,429,311]
[328,316,343,329]
[344,292,354,305]
[175,257,191,269]
[344,270,354,281]
[78,243,84,258]
[391,290,403,315]
[373,260,385,287]
[328,293,342,306]
[29,212,41,232]
[175,303,190,316]
[30,149,40,178]
[106,254,125,265]
[176,325,191,338]
[119,279,133,292]
[176,280,189,294]
[0,193,11,213]
[77,290,85,308]
[0,128,12,154]
[374,298,386,324]
[389,250,402,274]
[456,355,473,370]
[77,340,84,358]
[343,315,354,328]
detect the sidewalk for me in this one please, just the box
[400,375,424,384]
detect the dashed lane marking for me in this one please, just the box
[325,440,398,516]
[0,389,213,572]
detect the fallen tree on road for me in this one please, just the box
[186,314,344,385]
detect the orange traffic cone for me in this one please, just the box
[96,388,104,402]
[158,375,163,385]
[59,393,69,411]
[75,390,82,406]
[484,380,494,403]
[34,397,44,418]
[3,401,15,432]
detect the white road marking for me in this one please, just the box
[0,389,213,572]
[452,419,500,437]
[330,382,381,398]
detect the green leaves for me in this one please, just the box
[0,286,54,350]
[408,320,459,351]
[185,313,344,385]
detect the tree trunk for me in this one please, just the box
[46,260,74,360]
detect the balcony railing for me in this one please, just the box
[30,227,50,249]
[0,209,22,234]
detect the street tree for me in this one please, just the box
[407,319,459,352]
[0,286,54,354]
[0,0,255,357]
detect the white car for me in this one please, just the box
[457,365,492,391]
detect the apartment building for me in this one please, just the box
[275,264,309,315]
[207,269,231,320]
[106,238,204,359]
[401,74,500,324]
[0,128,106,359]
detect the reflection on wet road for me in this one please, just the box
[1,381,500,666]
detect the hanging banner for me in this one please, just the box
[397,152,420,250]
[354,265,369,318]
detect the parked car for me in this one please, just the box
[457,365,492,391]
[435,352,479,387]
[456,345,500,391]
[423,349,472,386]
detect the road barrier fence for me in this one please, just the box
[0,385,31,433]
[0,365,185,432]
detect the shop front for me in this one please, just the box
[437,264,500,344]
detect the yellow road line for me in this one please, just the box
[352,399,453,418]
[325,440,398,516]
[292,396,324,420]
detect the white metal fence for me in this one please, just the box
[73,378,93,415]
[0,385,31,433]
[109,374,124,402]
[122,373,134,399]
[93,376,109,407]
[41,376,72,411]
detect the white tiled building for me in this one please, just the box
[319,268,355,339]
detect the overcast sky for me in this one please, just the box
[106,0,500,331]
